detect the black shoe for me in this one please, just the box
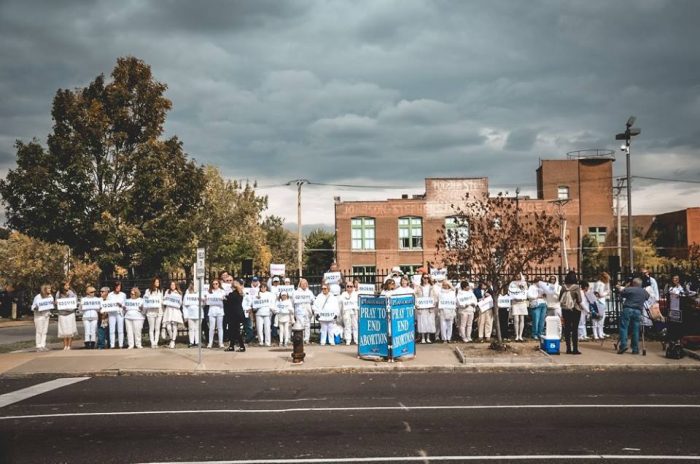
[225,346,235,352]
[572,351,582,355]
[565,350,572,354]
[617,347,628,354]
[238,347,246,352]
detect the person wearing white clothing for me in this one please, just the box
[80,286,100,349]
[578,281,594,341]
[592,272,611,340]
[415,274,437,343]
[162,281,184,348]
[456,281,477,342]
[313,284,339,345]
[206,280,226,348]
[509,273,529,342]
[183,282,202,347]
[143,277,164,348]
[437,280,457,343]
[108,282,127,349]
[541,275,563,338]
[253,283,274,346]
[124,287,145,349]
[642,268,660,301]
[55,282,78,350]
[31,284,54,351]
[274,292,294,347]
[292,279,315,343]
[339,283,360,345]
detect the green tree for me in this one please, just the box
[304,228,335,276]
[262,216,298,274]
[0,57,205,275]
[436,192,560,346]
[581,234,605,278]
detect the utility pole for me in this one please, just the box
[289,179,309,277]
[615,116,641,274]
[614,178,626,262]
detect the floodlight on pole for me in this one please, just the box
[615,116,641,273]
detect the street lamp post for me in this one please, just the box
[615,116,641,274]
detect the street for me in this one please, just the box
[0,371,699,463]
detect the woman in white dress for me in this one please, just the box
[274,292,294,347]
[124,287,145,349]
[31,284,54,351]
[509,273,529,342]
[415,274,437,343]
[162,281,184,348]
[183,282,202,347]
[206,279,226,348]
[55,281,78,350]
[437,279,457,343]
[592,272,611,340]
[143,277,164,348]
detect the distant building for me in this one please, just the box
[334,152,615,274]
[644,208,700,259]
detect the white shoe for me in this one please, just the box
[169,341,175,349]
[426,339,432,344]
[207,344,212,349]
[265,343,271,347]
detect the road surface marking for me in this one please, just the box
[1,403,699,420]
[136,455,700,463]
[0,377,89,409]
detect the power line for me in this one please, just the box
[632,176,700,185]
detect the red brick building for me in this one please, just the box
[334,153,615,273]
[647,208,700,259]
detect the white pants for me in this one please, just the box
[125,319,144,348]
[319,321,335,345]
[301,315,311,343]
[478,310,494,339]
[83,318,97,342]
[256,315,271,346]
[146,312,163,347]
[592,313,606,339]
[440,317,454,342]
[342,313,358,344]
[108,312,124,348]
[187,319,200,345]
[34,312,50,349]
[278,321,291,345]
[458,310,475,341]
[166,322,179,342]
[578,310,589,338]
[513,315,525,340]
[209,315,224,347]
[434,311,442,340]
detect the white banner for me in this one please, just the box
[253,295,273,309]
[56,297,77,311]
[184,294,200,307]
[323,272,341,285]
[457,293,476,307]
[143,296,162,310]
[497,295,512,307]
[416,297,435,309]
[270,263,286,276]
[35,297,55,312]
[277,285,295,296]
[80,297,102,311]
[478,296,494,311]
[438,296,457,311]
[164,293,183,308]
[100,300,121,313]
[411,274,422,286]
[125,299,143,312]
[293,292,312,305]
[430,268,447,279]
[357,283,376,295]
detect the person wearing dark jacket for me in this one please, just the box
[559,271,583,355]
[225,279,247,352]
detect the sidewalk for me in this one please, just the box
[0,337,697,377]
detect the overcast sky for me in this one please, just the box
[2,0,699,227]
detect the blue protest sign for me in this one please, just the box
[358,296,389,358]
[390,295,416,359]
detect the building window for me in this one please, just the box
[558,186,569,200]
[445,216,469,248]
[352,266,376,283]
[588,226,607,245]
[351,217,375,250]
[399,264,422,275]
[399,216,422,249]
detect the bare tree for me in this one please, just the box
[436,192,560,346]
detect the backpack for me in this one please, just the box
[560,288,574,310]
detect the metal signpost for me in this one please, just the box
[196,247,205,364]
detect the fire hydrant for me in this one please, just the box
[291,320,305,364]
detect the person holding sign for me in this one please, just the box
[496,289,512,341]
[108,282,127,349]
[293,278,315,343]
[98,287,114,349]
[313,283,339,345]
[253,282,274,346]
[143,277,164,348]
[55,281,78,350]
[324,262,345,296]
[508,273,529,342]
[183,282,202,347]
[124,287,145,349]
[438,280,457,343]
[274,292,294,347]
[163,281,184,349]
[31,284,54,351]
[456,281,477,343]
[206,279,226,349]
[416,274,437,343]
[80,286,101,349]
[475,281,495,342]
[339,282,359,345]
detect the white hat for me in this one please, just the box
[272,276,280,283]
[391,266,402,274]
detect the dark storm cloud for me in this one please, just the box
[1,0,700,220]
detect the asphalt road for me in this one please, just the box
[0,371,699,463]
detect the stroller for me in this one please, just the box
[663,294,700,359]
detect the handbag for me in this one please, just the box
[587,296,600,320]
